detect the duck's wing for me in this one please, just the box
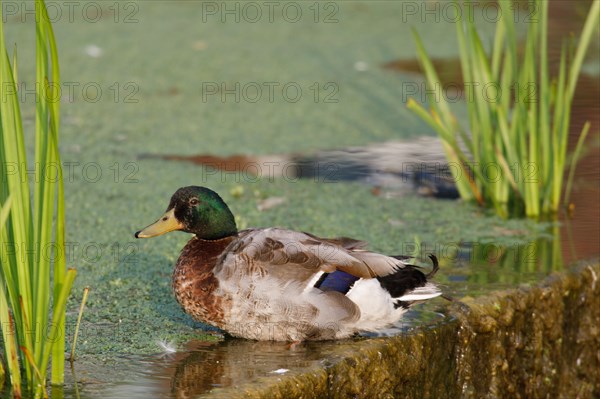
[216,228,406,286]
[302,233,368,251]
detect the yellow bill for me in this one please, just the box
[135,208,184,238]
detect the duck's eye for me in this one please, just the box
[189,198,199,206]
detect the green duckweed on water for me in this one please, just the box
[66,174,551,356]
[0,2,596,397]
[0,1,540,357]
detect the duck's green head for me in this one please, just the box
[135,186,237,240]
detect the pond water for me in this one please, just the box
[34,167,596,399]
[46,219,592,398]
[1,0,598,398]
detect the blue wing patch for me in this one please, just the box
[315,271,359,294]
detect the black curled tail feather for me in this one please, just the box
[390,254,439,279]
[426,254,439,279]
[376,254,440,309]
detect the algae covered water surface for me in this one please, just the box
[1,1,598,398]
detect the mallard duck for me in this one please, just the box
[134,186,441,341]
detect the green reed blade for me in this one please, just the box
[38,269,77,396]
[563,122,591,208]
[455,7,476,141]
[50,116,68,385]
[0,291,21,398]
[526,108,540,217]
[491,7,505,79]
[555,62,574,209]
[0,198,21,396]
[33,0,53,366]
[43,3,68,381]
[406,98,453,142]
[0,7,35,382]
[20,345,48,399]
[538,1,551,203]
[11,43,16,83]
[70,288,91,363]
[495,148,519,194]
[566,0,599,101]
[521,4,539,211]
[411,29,456,133]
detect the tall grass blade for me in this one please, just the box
[406,99,476,200]
[70,288,91,363]
[38,269,77,397]
[32,0,53,369]
[0,4,35,384]
[0,305,21,399]
[538,1,551,212]
[1,237,20,398]
[551,43,568,207]
[19,347,48,399]
[42,0,68,380]
[565,0,599,101]
[563,122,591,208]
[411,29,455,130]
[0,198,21,397]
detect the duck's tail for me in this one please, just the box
[338,255,441,332]
[376,254,441,309]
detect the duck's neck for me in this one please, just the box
[185,202,237,240]
[172,236,235,326]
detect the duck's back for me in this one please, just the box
[207,228,441,340]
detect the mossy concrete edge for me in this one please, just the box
[226,262,600,398]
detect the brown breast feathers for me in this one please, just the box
[172,236,235,326]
